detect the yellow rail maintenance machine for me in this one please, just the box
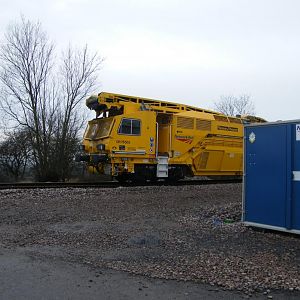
[76,92,264,182]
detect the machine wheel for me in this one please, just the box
[133,173,147,184]
[149,177,158,183]
[116,174,129,183]
[164,175,180,184]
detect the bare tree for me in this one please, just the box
[0,17,102,181]
[55,45,102,180]
[0,129,31,181]
[214,94,255,116]
[0,17,57,180]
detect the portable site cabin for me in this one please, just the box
[243,120,300,233]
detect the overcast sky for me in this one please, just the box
[1,0,300,121]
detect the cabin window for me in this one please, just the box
[85,118,113,140]
[118,118,141,135]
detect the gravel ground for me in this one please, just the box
[1,183,300,298]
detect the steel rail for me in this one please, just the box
[0,179,241,190]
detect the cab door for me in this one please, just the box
[158,125,171,154]
[157,114,172,156]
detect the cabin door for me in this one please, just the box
[157,114,172,156]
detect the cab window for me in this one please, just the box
[118,118,141,135]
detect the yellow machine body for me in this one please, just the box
[78,92,264,181]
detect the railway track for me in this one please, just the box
[0,178,242,190]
